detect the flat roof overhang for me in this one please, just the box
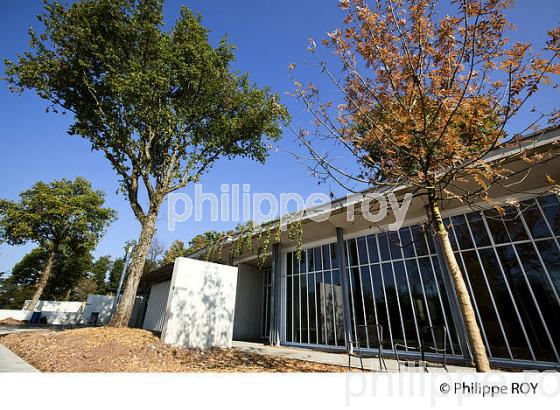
[186,126,560,265]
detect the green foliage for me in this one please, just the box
[107,257,125,294]
[161,239,187,265]
[0,177,116,252]
[5,0,289,224]
[0,244,94,308]
[0,248,45,308]
[0,177,114,305]
[90,255,112,294]
[287,217,303,259]
[186,230,227,256]
[5,0,289,323]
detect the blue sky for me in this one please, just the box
[0,0,558,272]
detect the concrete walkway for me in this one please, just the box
[232,341,475,372]
[0,325,48,335]
[0,343,38,372]
[0,325,47,372]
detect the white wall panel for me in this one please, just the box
[161,258,238,349]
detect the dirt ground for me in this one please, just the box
[0,318,25,326]
[0,327,349,372]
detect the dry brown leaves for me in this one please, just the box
[0,327,348,373]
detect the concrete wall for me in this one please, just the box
[23,300,84,313]
[161,257,238,349]
[2,299,103,326]
[233,263,264,342]
[40,311,81,325]
[0,310,32,322]
[0,309,81,325]
[82,295,114,326]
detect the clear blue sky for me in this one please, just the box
[0,0,558,272]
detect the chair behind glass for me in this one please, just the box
[395,325,448,372]
[347,323,388,372]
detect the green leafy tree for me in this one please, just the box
[0,244,94,308]
[0,178,115,310]
[161,239,187,265]
[50,244,94,301]
[90,255,113,294]
[107,257,125,295]
[5,0,288,326]
[0,248,45,309]
[185,230,226,255]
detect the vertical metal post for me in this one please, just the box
[111,245,134,314]
[336,227,354,353]
[269,243,282,346]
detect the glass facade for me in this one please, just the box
[446,194,560,363]
[345,227,462,355]
[285,244,345,346]
[283,193,560,365]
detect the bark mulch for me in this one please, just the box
[0,327,349,372]
[0,318,25,326]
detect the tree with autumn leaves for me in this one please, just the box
[291,0,559,371]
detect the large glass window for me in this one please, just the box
[286,244,344,346]
[285,194,560,365]
[446,193,560,364]
[345,227,461,355]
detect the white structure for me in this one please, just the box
[81,295,114,326]
[0,310,32,322]
[160,257,238,349]
[23,300,84,313]
[0,300,86,326]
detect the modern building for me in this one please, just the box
[137,126,560,370]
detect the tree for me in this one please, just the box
[107,257,125,295]
[0,177,115,310]
[0,248,45,309]
[144,235,165,274]
[90,255,113,294]
[161,239,188,265]
[69,275,98,301]
[186,230,227,255]
[291,0,559,371]
[5,0,288,326]
[0,244,94,308]
[51,244,94,301]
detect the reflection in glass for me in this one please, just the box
[284,195,560,364]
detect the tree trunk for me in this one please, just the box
[109,211,158,327]
[427,189,491,372]
[27,249,56,312]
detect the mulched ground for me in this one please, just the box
[0,318,25,326]
[0,327,349,372]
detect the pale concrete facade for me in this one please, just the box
[160,257,238,349]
